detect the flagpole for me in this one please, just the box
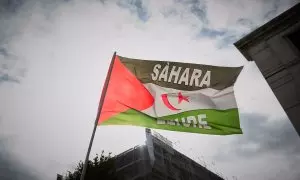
[80,52,116,180]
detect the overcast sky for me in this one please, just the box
[1,0,300,179]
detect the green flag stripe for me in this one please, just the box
[100,109,242,135]
[160,108,240,129]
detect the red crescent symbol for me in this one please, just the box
[161,94,181,111]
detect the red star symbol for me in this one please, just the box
[178,92,189,104]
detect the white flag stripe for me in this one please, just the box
[142,83,237,117]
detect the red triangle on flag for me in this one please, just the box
[98,55,154,124]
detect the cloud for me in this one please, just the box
[203,0,299,48]
[0,0,23,13]
[198,27,226,38]
[234,115,300,157]
[117,0,150,21]
[0,47,22,84]
[0,135,38,180]
[236,18,255,30]
[214,113,300,180]
[0,48,8,57]
[0,0,299,180]
[0,0,28,85]
[0,74,20,84]
[175,0,207,23]
[151,0,298,49]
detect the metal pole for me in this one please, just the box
[80,52,117,180]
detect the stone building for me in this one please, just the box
[234,3,300,136]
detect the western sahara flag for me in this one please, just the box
[98,54,243,135]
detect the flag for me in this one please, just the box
[98,54,243,135]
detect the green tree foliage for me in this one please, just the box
[65,151,117,180]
